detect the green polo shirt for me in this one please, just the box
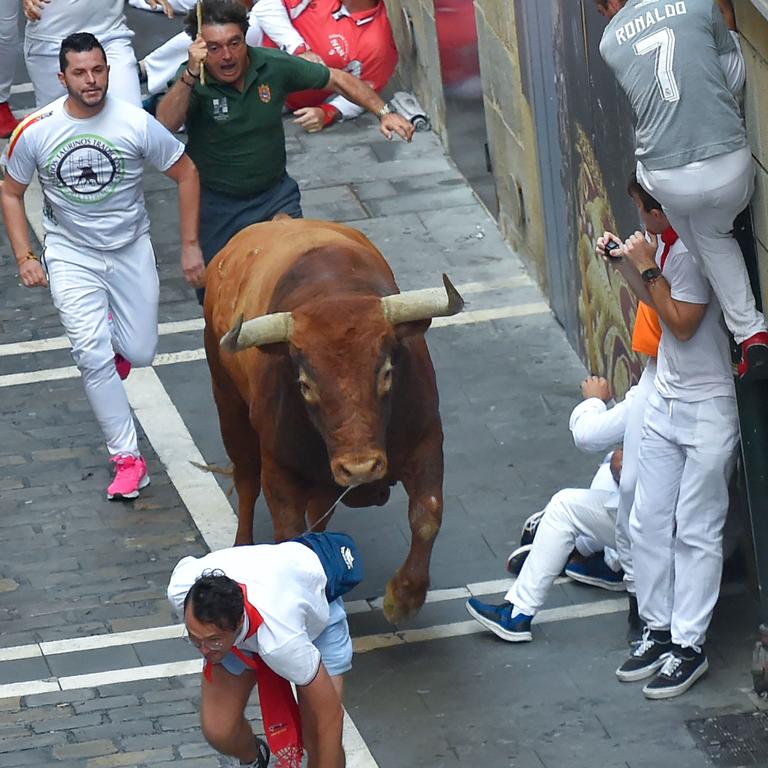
[182,47,330,197]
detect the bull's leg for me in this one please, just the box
[205,336,261,545]
[261,460,311,542]
[383,437,444,624]
[214,386,262,546]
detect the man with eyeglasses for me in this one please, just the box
[167,533,363,768]
[156,0,414,303]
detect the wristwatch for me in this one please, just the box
[641,266,663,284]
[376,103,393,119]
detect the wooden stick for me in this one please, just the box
[196,0,206,85]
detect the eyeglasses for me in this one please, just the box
[184,632,226,651]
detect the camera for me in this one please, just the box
[604,240,622,260]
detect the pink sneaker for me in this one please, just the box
[107,454,150,500]
[114,353,132,380]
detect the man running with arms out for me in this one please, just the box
[1,33,204,501]
[594,0,768,379]
[155,0,414,303]
[168,533,362,768]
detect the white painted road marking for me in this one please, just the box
[0,301,550,389]
[0,596,628,699]
[0,275,535,359]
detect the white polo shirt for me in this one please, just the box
[167,542,330,686]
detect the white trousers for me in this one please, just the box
[506,488,617,616]
[45,234,159,457]
[0,0,19,102]
[142,30,189,96]
[615,358,656,594]
[631,390,738,649]
[24,34,142,107]
[637,148,765,343]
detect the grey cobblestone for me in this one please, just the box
[24,690,96,708]
[73,696,140,715]
[53,739,118,759]
[108,700,198,723]
[30,712,105,734]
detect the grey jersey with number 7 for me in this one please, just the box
[599,0,746,170]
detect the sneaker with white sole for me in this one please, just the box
[642,646,708,699]
[615,627,672,682]
[465,598,533,642]
[505,544,533,576]
[565,552,626,591]
[107,454,150,500]
[520,509,545,547]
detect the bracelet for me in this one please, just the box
[186,67,200,80]
[180,75,195,89]
[20,250,39,263]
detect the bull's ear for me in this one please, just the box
[394,318,432,340]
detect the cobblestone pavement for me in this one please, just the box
[0,8,764,768]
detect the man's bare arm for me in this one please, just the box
[156,36,208,131]
[297,665,345,768]
[0,176,47,288]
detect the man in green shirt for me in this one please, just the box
[156,0,414,303]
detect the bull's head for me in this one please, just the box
[220,275,464,488]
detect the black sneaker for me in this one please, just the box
[642,646,709,699]
[615,627,672,682]
[505,544,533,575]
[242,736,270,767]
[520,510,545,547]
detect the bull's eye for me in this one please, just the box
[298,372,318,403]
[377,359,393,397]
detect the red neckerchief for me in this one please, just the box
[660,226,678,271]
[203,584,304,768]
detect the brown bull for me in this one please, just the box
[203,218,463,622]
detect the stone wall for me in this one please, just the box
[736,0,768,309]
[384,0,447,144]
[473,1,548,289]
[384,0,548,289]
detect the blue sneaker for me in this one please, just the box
[565,552,626,592]
[465,598,533,642]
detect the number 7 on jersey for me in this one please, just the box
[634,27,680,103]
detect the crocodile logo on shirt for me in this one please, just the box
[46,134,123,204]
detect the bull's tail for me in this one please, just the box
[189,460,235,497]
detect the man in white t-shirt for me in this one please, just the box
[597,180,739,700]
[22,0,170,107]
[1,32,204,500]
[168,535,358,768]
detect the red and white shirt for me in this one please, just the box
[249,0,397,120]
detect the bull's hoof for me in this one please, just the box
[382,577,426,624]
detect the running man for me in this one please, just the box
[594,0,768,379]
[1,32,204,500]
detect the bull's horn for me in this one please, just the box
[220,311,294,351]
[381,274,464,325]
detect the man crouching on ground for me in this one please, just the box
[168,532,363,767]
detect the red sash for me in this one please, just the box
[203,584,304,768]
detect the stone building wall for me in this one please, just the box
[736,0,768,309]
[384,0,548,289]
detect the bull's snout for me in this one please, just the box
[331,452,388,487]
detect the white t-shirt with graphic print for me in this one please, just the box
[167,542,331,686]
[2,95,184,251]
